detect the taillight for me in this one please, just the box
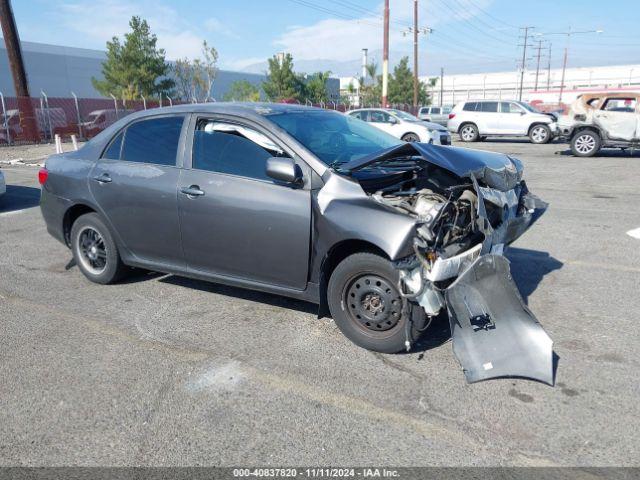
[38,167,49,185]
[448,113,456,120]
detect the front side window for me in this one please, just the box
[120,116,184,166]
[192,120,286,181]
[501,102,524,114]
[349,111,369,121]
[602,98,637,112]
[369,111,391,123]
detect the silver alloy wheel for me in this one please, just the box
[77,226,107,275]
[531,126,548,143]
[574,134,596,154]
[460,126,476,141]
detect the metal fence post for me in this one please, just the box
[141,94,147,110]
[168,96,173,107]
[71,92,83,139]
[110,94,118,118]
[41,90,53,141]
[159,94,163,108]
[0,92,10,145]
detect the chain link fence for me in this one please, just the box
[0,92,422,146]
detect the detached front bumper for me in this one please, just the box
[401,181,553,384]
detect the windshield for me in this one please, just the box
[388,109,419,122]
[518,102,542,113]
[265,110,403,166]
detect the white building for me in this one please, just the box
[422,63,640,108]
[340,63,640,109]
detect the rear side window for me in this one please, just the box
[479,102,498,113]
[463,102,478,111]
[102,131,123,160]
[431,107,441,114]
[120,116,184,166]
[192,120,287,181]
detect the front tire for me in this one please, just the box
[402,132,420,143]
[70,212,127,284]
[459,124,479,142]
[529,124,552,144]
[327,252,426,353]
[571,130,601,157]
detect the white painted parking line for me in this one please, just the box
[627,228,640,240]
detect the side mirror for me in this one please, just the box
[388,116,398,124]
[266,157,303,185]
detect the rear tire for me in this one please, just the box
[327,252,426,353]
[70,212,128,284]
[571,130,600,157]
[459,124,479,142]
[529,124,552,144]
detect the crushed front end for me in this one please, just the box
[342,143,553,384]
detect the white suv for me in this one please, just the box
[447,100,558,144]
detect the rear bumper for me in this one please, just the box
[40,188,71,246]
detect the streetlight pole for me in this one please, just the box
[381,0,390,108]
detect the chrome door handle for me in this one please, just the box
[180,185,205,197]
[93,173,112,183]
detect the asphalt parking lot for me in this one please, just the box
[1,139,639,466]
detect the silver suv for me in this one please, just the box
[447,100,558,144]
[417,105,452,126]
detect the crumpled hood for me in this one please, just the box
[340,143,523,191]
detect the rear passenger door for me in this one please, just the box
[89,115,186,268]
[177,117,311,290]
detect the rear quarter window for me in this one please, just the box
[463,102,478,112]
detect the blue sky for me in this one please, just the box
[12,0,640,75]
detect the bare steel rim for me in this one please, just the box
[343,273,402,334]
[460,125,476,141]
[531,126,548,143]
[76,226,108,275]
[574,133,596,154]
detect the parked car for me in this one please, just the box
[346,108,451,145]
[447,100,558,144]
[0,168,5,197]
[39,103,552,383]
[81,109,135,138]
[558,92,640,157]
[417,105,452,126]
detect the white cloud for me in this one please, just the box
[204,17,240,40]
[56,0,213,59]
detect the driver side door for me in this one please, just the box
[178,116,312,290]
[368,110,398,137]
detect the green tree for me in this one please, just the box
[262,53,304,102]
[223,80,261,102]
[387,56,429,105]
[92,16,174,100]
[304,71,332,103]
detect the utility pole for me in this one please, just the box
[412,0,418,109]
[546,43,552,91]
[533,40,544,92]
[381,0,389,107]
[559,44,568,105]
[0,0,38,141]
[518,26,533,101]
[440,67,444,107]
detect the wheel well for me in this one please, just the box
[528,122,550,134]
[458,122,477,133]
[401,132,419,141]
[571,126,601,140]
[63,204,96,246]
[318,239,389,318]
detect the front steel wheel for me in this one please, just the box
[327,252,427,353]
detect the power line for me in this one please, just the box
[459,0,521,30]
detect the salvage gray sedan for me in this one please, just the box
[39,103,552,384]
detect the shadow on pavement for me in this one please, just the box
[160,275,318,315]
[0,185,41,213]
[556,148,640,157]
[506,247,563,304]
